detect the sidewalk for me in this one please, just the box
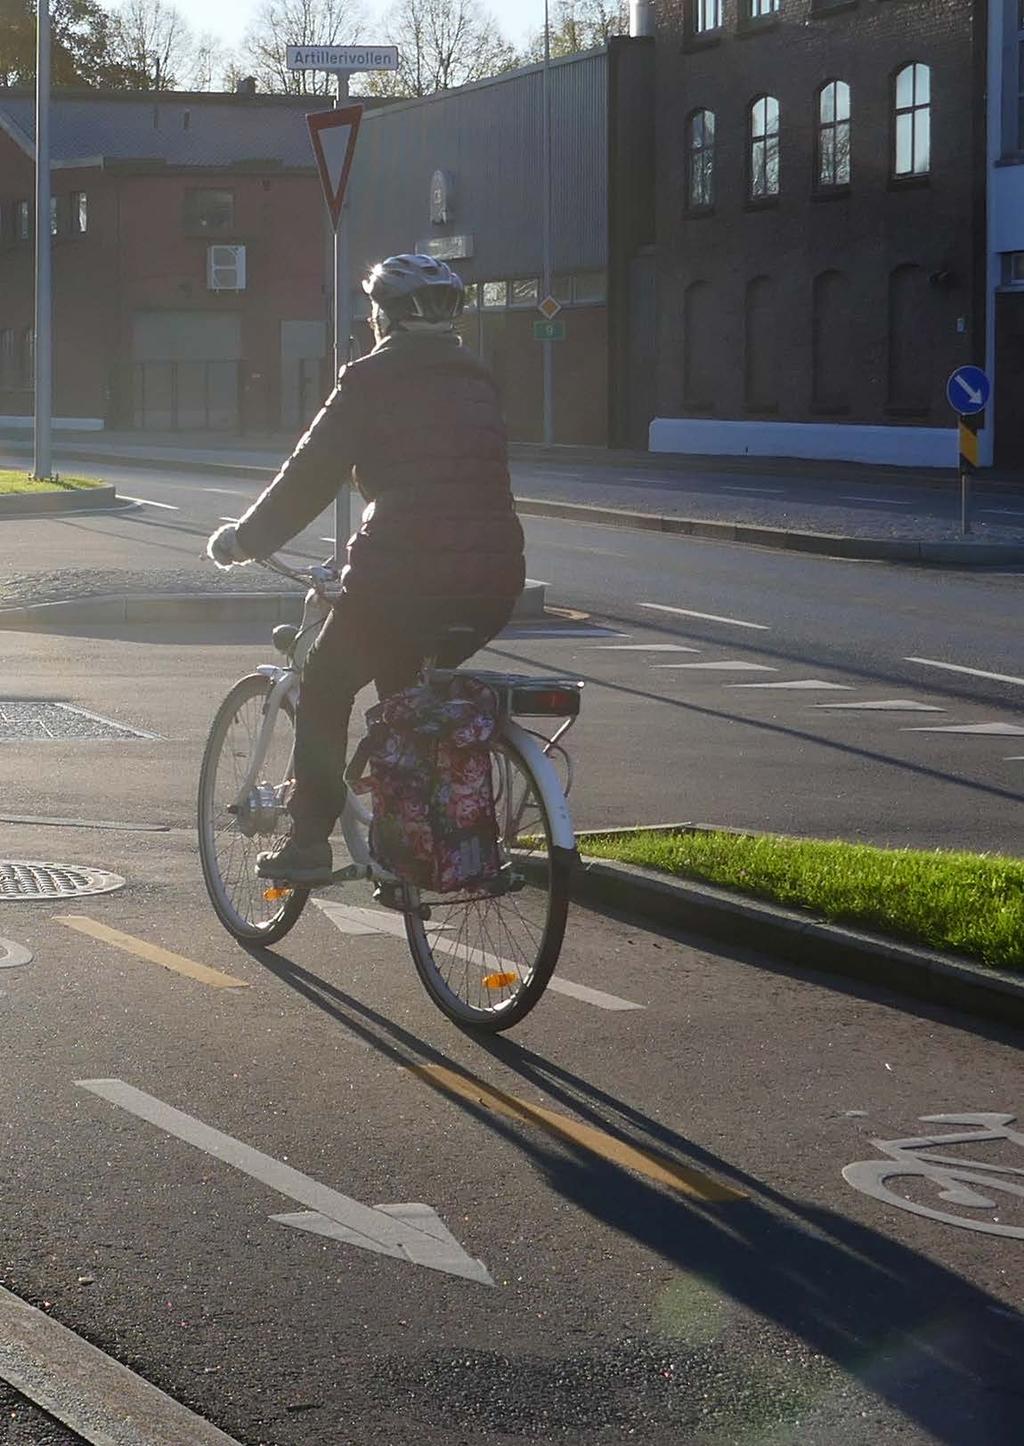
[3,428,1024,556]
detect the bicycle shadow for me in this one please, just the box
[246,942,1023,1445]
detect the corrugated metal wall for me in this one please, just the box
[345,50,609,287]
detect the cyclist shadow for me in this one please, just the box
[248,944,1022,1445]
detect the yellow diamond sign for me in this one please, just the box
[538,295,561,321]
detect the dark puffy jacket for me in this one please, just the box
[235,330,525,604]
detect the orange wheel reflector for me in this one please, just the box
[483,972,519,990]
[263,887,291,902]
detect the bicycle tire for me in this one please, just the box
[404,733,572,1032]
[198,673,309,945]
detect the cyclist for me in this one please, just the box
[207,254,525,886]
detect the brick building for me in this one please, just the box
[649,0,986,467]
[0,90,334,432]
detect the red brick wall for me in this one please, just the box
[654,0,982,428]
[0,130,328,429]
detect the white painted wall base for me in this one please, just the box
[649,418,957,469]
[0,416,104,431]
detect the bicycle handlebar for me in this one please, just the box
[257,555,340,593]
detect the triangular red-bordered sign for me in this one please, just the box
[307,104,364,230]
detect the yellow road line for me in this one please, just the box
[409,1065,744,1202]
[57,916,250,991]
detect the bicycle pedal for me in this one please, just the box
[329,863,365,885]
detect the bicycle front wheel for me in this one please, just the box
[198,673,309,944]
[405,733,572,1032]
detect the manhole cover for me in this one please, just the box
[0,702,158,742]
[0,862,125,900]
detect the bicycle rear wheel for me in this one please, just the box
[198,673,309,944]
[404,733,572,1032]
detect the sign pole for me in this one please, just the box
[946,367,988,540]
[961,462,970,537]
[541,0,554,447]
[333,70,351,563]
[33,0,52,482]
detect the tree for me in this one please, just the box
[105,0,197,88]
[240,0,367,96]
[371,0,518,99]
[521,0,628,62]
[0,0,126,87]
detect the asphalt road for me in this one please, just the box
[0,800,1022,1446]
[0,472,1022,1443]
[1,457,1022,851]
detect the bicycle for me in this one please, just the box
[842,1113,1024,1240]
[197,557,583,1031]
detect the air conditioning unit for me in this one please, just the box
[207,244,246,292]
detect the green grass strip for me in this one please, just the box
[578,828,1024,972]
[0,470,103,495]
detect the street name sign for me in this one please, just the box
[307,104,363,229]
[534,320,566,342]
[287,45,399,72]
[946,365,990,416]
[79,1079,494,1285]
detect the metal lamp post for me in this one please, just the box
[541,0,554,446]
[34,0,52,480]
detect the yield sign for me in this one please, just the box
[307,103,363,229]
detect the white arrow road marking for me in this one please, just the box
[77,1079,493,1285]
[312,900,643,1012]
[0,939,32,969]
[588,643,701,652]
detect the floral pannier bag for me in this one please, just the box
[349,676,502,894]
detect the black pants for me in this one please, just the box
[289,593,514,846]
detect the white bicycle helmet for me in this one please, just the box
[363,254,465,331]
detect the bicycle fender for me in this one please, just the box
[502,721,576,853]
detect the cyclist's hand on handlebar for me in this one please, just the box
[207,523,251,570]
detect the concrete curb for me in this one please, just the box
[0,579,547,630]
[514,496,1024,566]
[0,484,121,517]
[532,852,1024,1028]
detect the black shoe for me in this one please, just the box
[256,838,333,886]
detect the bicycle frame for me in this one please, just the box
[232,557,578,873]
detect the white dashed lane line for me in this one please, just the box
[313,901,643,1013]
[814,700,945,713]
[902,722,1024,736]
[641,603,770,631]
[589,643,701,653]
[654,661,777,673]
[905,657,1024,688]
[726,679,852,690]
[120,495,179,510]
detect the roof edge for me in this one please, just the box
[363,45,609,122]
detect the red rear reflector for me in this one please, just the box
[511,686,580,716]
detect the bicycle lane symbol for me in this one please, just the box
[843,1113,1024,1240]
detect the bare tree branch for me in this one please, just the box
[371,0,517,99]
[240,0,367,96]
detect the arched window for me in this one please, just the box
[749,96,780,199]
[888,264,930,410]
[812,270,851,412]
[745,276,778,412]
[683,281,716,410]
[687,110,715,210]
[817,81,851,189]
[894,64,930,177]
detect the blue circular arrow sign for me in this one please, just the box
[946,365,990,416]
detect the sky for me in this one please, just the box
[171,0,548,53]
